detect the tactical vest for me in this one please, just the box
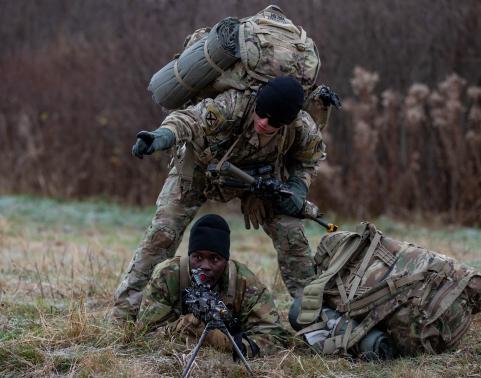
[175,90,298,198]
[297,222,481,355]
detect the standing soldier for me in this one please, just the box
[112,76,327,320]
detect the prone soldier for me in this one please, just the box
[137,214,293,358]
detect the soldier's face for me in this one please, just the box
[189,250,227,286]
[253,112,281,135]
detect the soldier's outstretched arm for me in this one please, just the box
[156,89,239,149]
[132,128,176,159]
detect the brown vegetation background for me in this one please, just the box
[0,0,480,225]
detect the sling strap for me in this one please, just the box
[347,231,382,302]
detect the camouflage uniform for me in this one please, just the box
[137,256,293,355]
[114,88,326,318]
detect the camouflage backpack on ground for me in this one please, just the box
[295,222,481,357]
[148,5,331,130]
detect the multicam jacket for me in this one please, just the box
[138,256,292,354]
[158,88,326,201]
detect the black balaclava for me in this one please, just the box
[188,214,231,260]
[255,76,305,127]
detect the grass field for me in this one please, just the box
[1,195,480,377]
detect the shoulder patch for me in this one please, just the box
[205,104,225,135]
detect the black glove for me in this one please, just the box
[131,128,176,159]
[232,332,260,361]
[275,176,307,217]
[317,85,342,109]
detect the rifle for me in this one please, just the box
[181,268,255,378]
[207,161,338,232]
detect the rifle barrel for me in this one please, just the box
[220,162,256,185]
[217,161,339,232]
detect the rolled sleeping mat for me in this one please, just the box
[148,17,240,110]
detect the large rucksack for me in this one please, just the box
[148,6,331,130]
[295,222,481,357]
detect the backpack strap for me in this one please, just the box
[224,260,238,310]
[424,271,479,326]
[337,271,426,314]
[345,294,410,350]
[179,255,191,294]
[375,243,397,266]
[274,125,289,179]
[347,231,382,302]
[213,92,256,171]
[297,227,369,325]
[336,274,349,305]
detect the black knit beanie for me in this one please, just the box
[255,76,305,127]
[188,214,231,260]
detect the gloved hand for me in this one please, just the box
[172,313,203,337]
[171,314,231,351]
[232,332,260,360]
[241,193,273,229]
[131,128,176,159]
[317,85,342,109]
[275,176,307,217]
[205,329,232,351]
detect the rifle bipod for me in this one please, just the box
[180,320,255,378]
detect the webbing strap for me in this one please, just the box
[322,295,410,355]
[375,244,397,266]
[336,275,349,304]
[224,260,237,309]
[341,320,353,350]
[173,60,195,93]
[337,271,426,313]
[348,231,382,301]
[425,272,477,326]
[215,94,255,172]
[203,40,224,74]
[297,233,366,324]
[215,129,246,172]
[295,321,327,336]
[179,255,190,295]
[299,27,307,44]
[322,334,344,354]
[274,125,288,179]
[239,22,272,83]
[345,295,409,350]
[177,144,196,192]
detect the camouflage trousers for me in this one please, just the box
[113,173,315,319]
